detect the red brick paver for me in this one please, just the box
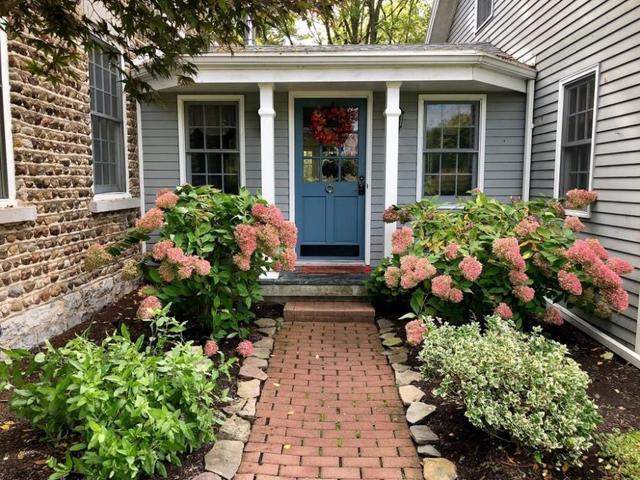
[237,320,422,479]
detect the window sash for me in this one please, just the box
[477,0,493,28]
[185,102,240,194]
[89,47,125,194]
[559,74,595,198]
[423,101,479,198]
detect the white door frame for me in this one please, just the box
[288,90,373,265]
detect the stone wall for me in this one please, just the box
[0,35,140,348]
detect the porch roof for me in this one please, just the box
[144,43,537,94]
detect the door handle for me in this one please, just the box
[357,176,366,195]
[325,184,335,194]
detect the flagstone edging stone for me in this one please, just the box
[376,317,459,480]
[194,316,282,480]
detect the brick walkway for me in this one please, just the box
[236,320,422,480]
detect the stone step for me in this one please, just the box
[260,271,368,301]
[284,300,375,323]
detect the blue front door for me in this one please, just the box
[295,99,366,260]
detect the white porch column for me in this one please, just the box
[383,82,402,257]
[258,83,276,204]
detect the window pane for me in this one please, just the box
[205,105,219,126]
[189,105,204,126]
[209,175,223,190]
[205,128,220,149]
[341,158,358,182]
[458,153,473,174]
[425,153,439,174]
[192,174,207,186]
[440,176,455,196]
[220,105,236,127]
[303,130,321,157]
[207,153,222,174]
[304,158,320,182]
[341,133,358,157]
[321,158,338,181]
[190,153,206,173]
[442,153,456,174]
[425,127,442,149]
[424,175,439,196]
[190,128,204,149]
[457,175,473,196]
[442,104,459,127]
[458,104,474,126]
[225,174,239,194]
[477,0,493,26]
[221,128,237,149]
[459,127,474,149]
[223,153,239,174]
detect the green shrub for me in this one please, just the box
[419,315,602,463]
[0,326,234,480]
[88,185,297,338]
[368,192,632,327]
[600,430,640,479]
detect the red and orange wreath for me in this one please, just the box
[310,106,357,146]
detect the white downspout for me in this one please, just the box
[522,78,535,201]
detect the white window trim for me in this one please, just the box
[90,52,138,213]
[416,94,487,205]
[176,94,246,188]
[475,0,494,34]
[552,64,599,218]
[0,29,16,208]
[0,29,37,224]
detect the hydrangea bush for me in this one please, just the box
[86,185,297,337]
[418,315,602,463]
[368,191,632,327]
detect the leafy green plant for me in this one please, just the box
[418,315,602,463]
[0,326,234,480]
[600,430,640,479]
[87,185,297,338]
[368,192,632,327]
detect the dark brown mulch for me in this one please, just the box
[399,319,640,480]
[0,292,277,480]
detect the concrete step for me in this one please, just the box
[284,300,375,323]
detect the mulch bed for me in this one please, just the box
[0,293,283,480]
[398,318,640,480]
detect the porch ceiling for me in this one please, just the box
[143,44,536,94]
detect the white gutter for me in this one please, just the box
[522,78,535,201]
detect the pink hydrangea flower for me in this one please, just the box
[384,266,401,288]
[252,203,285,228]
[177,264,194,280]
[459,255,482,281]
[543,306,563,326]
[603,287,629,312]
[564,216,585,232]
[280,221,298,249]
[137,285,155,298]
[151,240,175,261]
[508,270,529,286]
[280,248,297,271]
[513,285,535,303]
[257,224,281,256]
[587,261,622,290]
[431,275,452,299]
[204,340,219,357]
[392,227,414,255]
[586,238,609,260]
[565,239,599,265]
[494,302,513,319]
[514,217,540,237]
[155,191,179,209]
[399,255,436,289]
[234,224,258,256]
[193,258,212,276]
[236,340,254,358]
[135,207,164,232]
[233,254,251,271]
[558,270,583,296]
[492,237,526,271]
[137,295,161,319]
[448,288,463,303]
[606,257,634,276]
[444,243,460,260]
[405,319,428,346]
[165,246,187,265]
[565,189,598,209]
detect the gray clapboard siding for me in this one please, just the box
[446,0,640,350]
